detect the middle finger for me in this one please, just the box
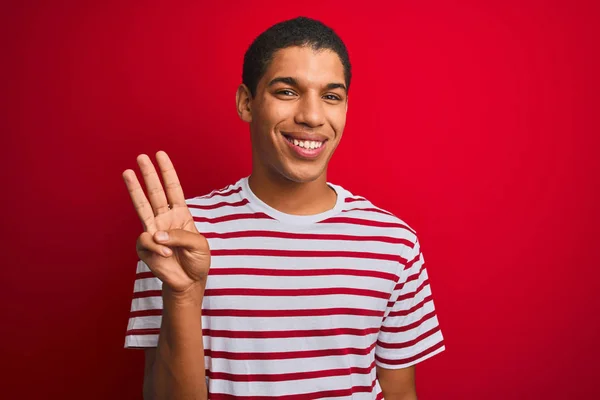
[137,154,170,216]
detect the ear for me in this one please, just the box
[236,84,253,123]
[345,95,349,112]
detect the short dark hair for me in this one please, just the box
[242,16,352,97]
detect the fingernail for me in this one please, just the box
[156,231,169,241]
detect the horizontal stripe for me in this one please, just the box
[380,310,437,333]
[202,230,414,246]
[319,217,416,234]
[135,268,398,283]
[196,186,242,199]
[342,207,394,216]
[377,325,441,349]
[207,360,376,382]
[394,258,425,291]
[205,342,376,360]
[209,377,377,400]
[204,287,390,300]
[375,340,445,366]
[205,268,398,281]
[132,290,161,299]
[396,279,429,302]
[211,249,407,264]
[188,198,249,210]
[129,307,384,319]
[125,326,381,338]
[345,197,367,203]
[193,212,273,224]
[387,293,432,318]
[201,308,385,318]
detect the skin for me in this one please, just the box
[126,45,417,399]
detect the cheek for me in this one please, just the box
[330,109,347,136]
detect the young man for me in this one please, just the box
[123,17,445,400]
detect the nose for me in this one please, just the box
[294,92,325,128]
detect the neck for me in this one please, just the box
[248,167,337,216]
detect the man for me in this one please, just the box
[123,16,445,399]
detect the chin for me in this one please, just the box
[280,165,325,184]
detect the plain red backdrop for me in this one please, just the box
[2,1,599,399]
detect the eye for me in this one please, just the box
[323,94,342,101]
[277,89,296,97]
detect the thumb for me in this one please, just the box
[153,229,205,251]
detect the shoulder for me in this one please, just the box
[182,177,247,219]
[332,183,420,255]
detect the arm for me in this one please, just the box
[144,283,208,400]
[376,365,417,400]
[122,152,211,400]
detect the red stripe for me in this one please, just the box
[394,258,425,291]
[136,267,398,281]
[188,198,249,210]
[318,217,416,233]
[205,268,398,282]
[345,197,367,203]
[396,279,429,302]
[135,271,156,280]
[387,294,433,318]
[375,340,445,366]
[126,326,381,339]
[204,342,376,360]
[193,212,273,224]
[126,328,160,336]
[380,310,437,333]
[130,309,162,317]
[207,360,376,382]
[132,290,161,299]
[211,249,407,264]
[201,327,380,339]
[129,307,384,319]
[209,377,377,400]
[199,186,242,199]
[376,391,384,400]
[201,308,385,318]
[204,287,390,300]
[342,207,394,216]
[376,326,441,349]
[202,230,414,246]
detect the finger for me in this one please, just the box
[137,154,170,216]
[137,231,173,258]
[155,151,187,209]
[123,169,157,234]
[153,229,207,252]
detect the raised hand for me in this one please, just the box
[122,151,210,294]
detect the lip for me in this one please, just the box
[281,131,329,142]
[281,133,327,159]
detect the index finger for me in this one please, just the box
[155,151,187,208]
[122,169,157,234]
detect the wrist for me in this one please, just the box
[162,280,206,307]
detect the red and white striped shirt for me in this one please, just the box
[125,176,445,398]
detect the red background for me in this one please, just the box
[2,1,599,399]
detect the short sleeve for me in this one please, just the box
[375,238,445,368]
[124,260,164,348]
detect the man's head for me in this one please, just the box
[236,16,351,184]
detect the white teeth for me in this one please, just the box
[287,136,324,150]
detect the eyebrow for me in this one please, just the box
[268,76,347,93]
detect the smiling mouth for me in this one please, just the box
[282,134,327,150]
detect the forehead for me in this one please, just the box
[262,46,345,86]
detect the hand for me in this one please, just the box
[122,151,210,294]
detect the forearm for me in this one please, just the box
[149,283,207,400]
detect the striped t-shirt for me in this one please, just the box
[125,176,445,399]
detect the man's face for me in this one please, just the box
[245,46,348,183]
